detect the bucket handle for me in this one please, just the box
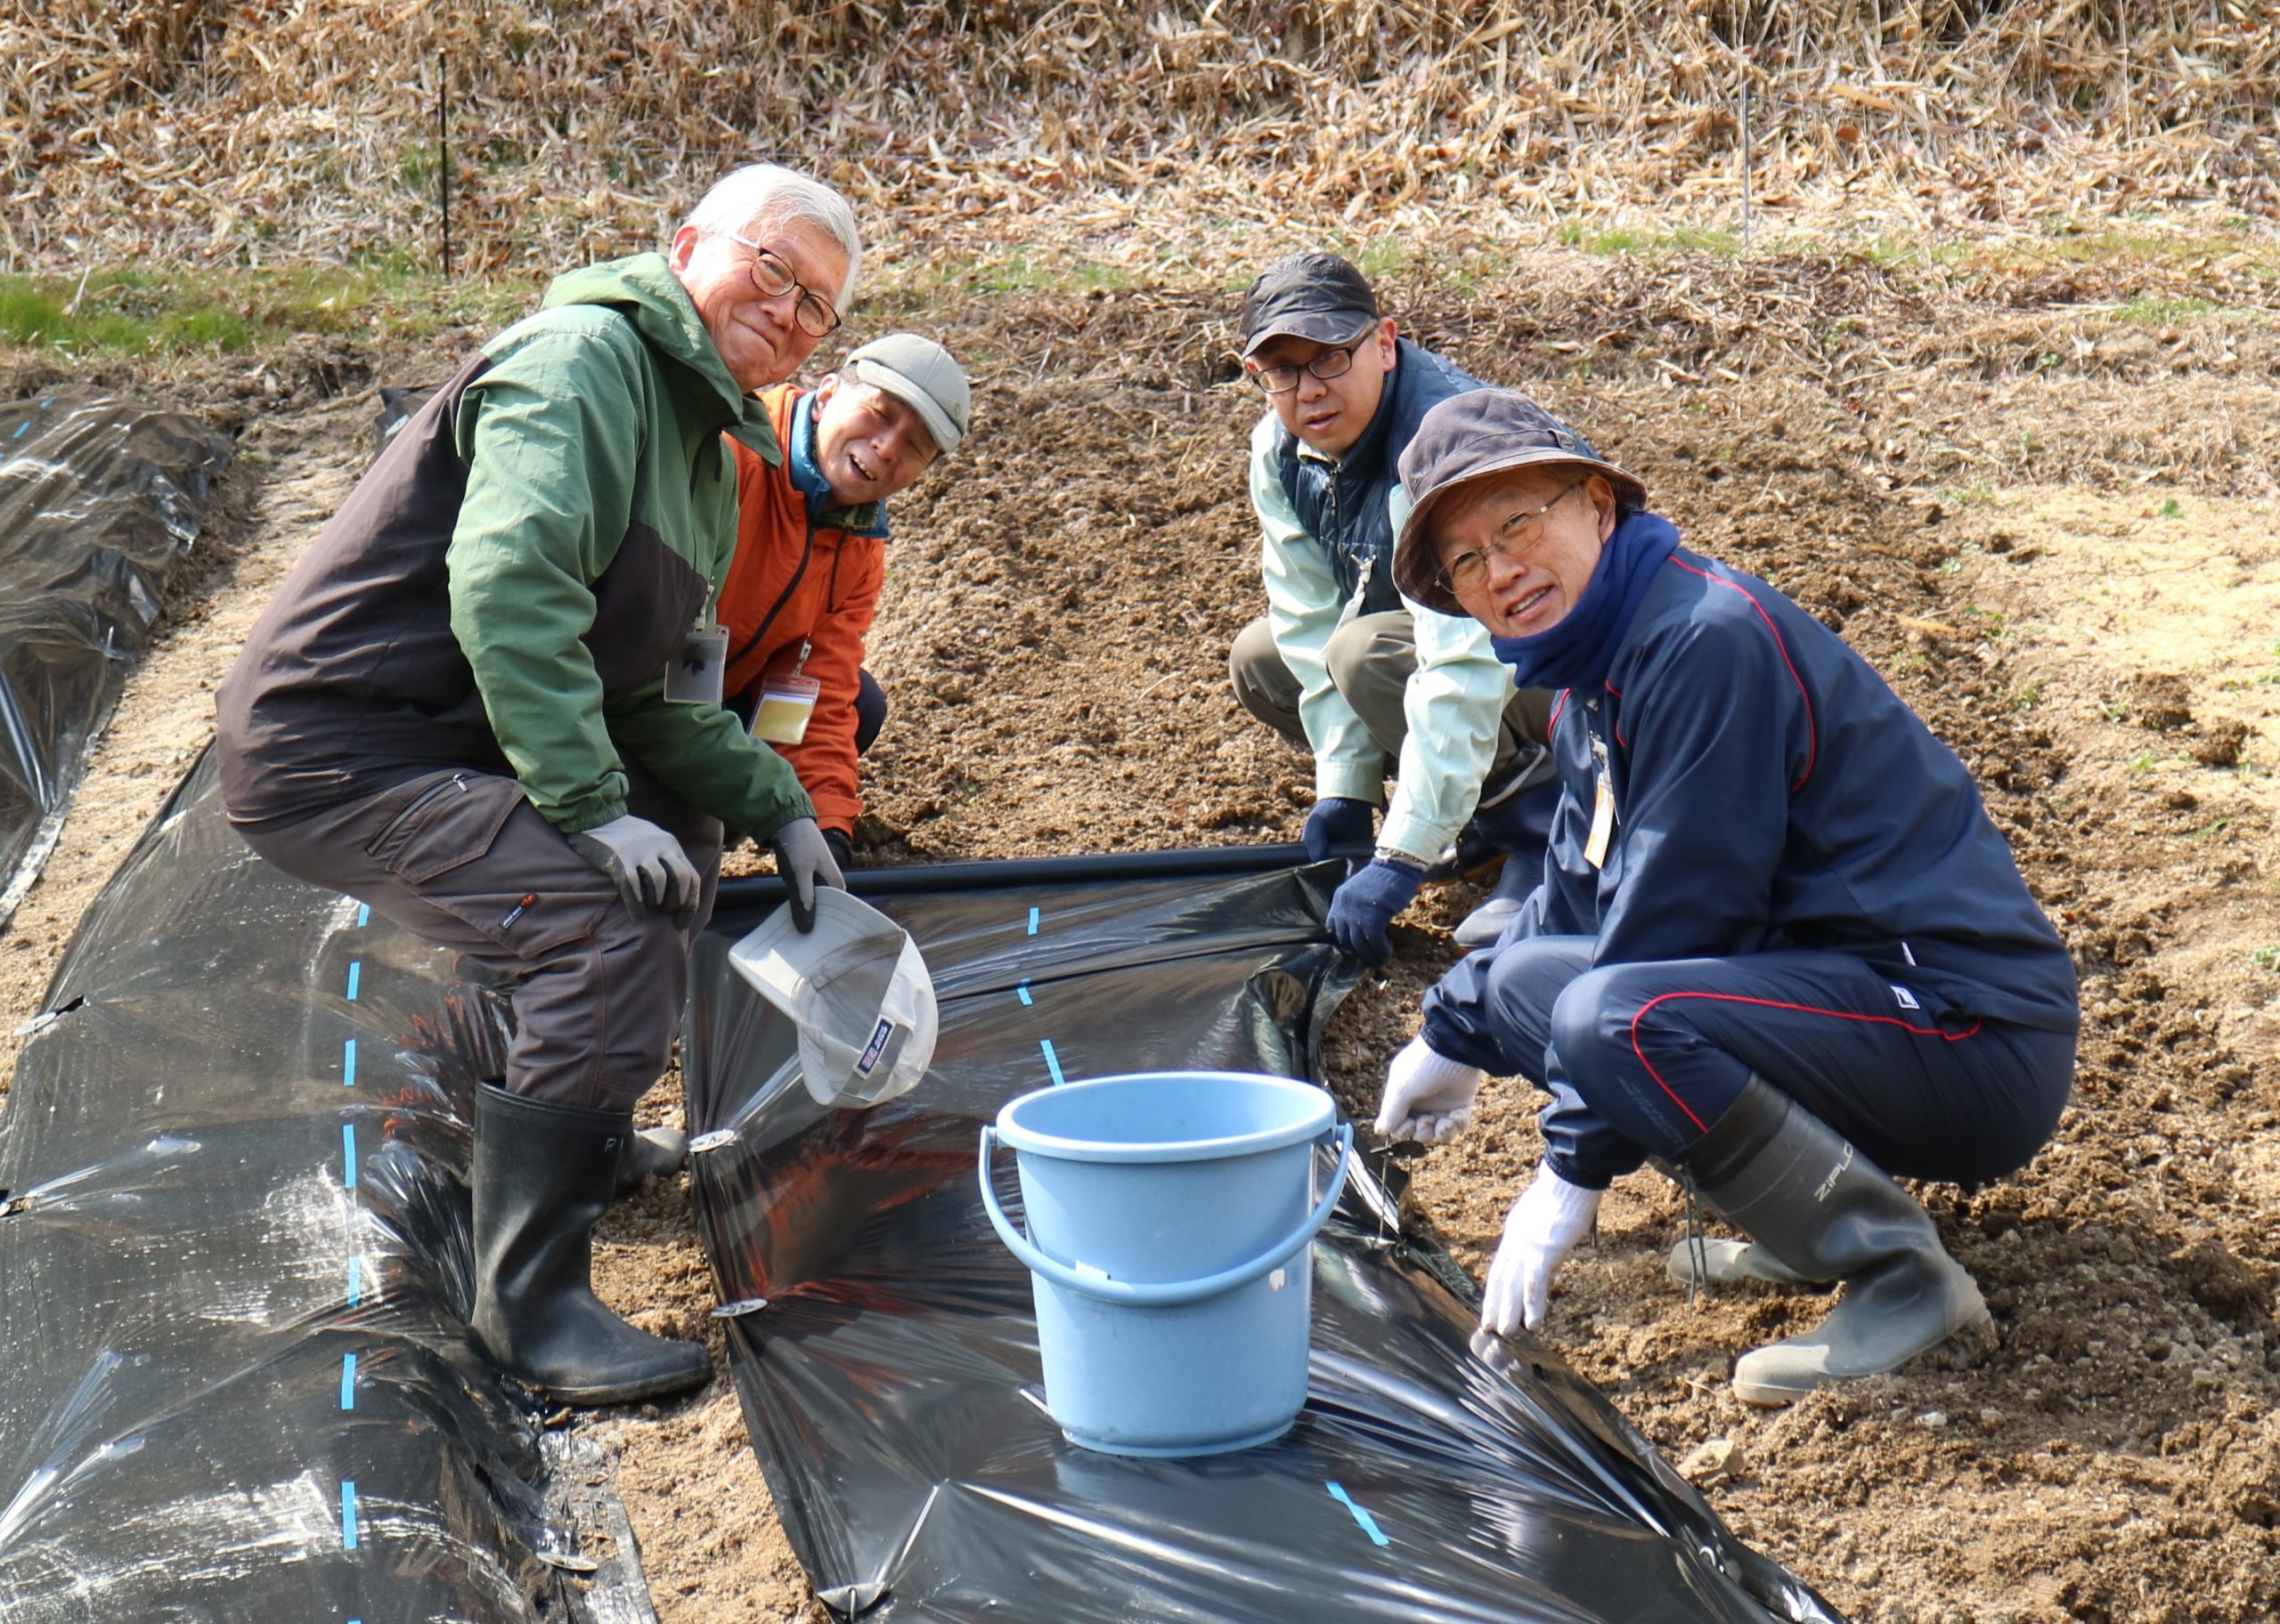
[977,1121,1354,1309]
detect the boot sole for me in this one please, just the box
[1730,1311,1998,1408]
[537,1358,713,1407]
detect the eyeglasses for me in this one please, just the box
[1246,336,1372,395]
[1440,480,1588,596]
[728,233,842,337]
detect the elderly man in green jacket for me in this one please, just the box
[216,164,858,1407]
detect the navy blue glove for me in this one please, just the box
[1302,797,1377,863]
[1327,857,1425,966]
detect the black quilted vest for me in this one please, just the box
[1274,338,1486,612]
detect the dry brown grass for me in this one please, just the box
[4,2,2278,276]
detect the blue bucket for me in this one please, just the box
[979,1071,1353,1457]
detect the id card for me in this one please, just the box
[664,625,728,706]
[1584,731,1616,870]
[752,674,822,743]
[1584,773,1616,869]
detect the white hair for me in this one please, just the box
[681,164,863,305]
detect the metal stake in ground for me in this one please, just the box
[437,48,451,279]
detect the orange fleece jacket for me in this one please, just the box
[717,385,885,836]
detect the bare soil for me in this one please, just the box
[4,248,2276,1624]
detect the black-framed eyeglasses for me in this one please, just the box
[1246,336,1372,395]
[1440,479,1588,595]
[728,233,842,337]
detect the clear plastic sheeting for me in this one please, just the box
[0,754,652,1623]
[686,868,1847,1624]
[0,389,232,925]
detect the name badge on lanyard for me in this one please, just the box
[1584,733,1617,870]
[664,620,728,706]
[751,638,821,744]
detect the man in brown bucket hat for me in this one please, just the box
[1372,388,2079,1407]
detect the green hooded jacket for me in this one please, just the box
[216,252,817,840]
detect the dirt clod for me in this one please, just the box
[1679,1437,1747,1486]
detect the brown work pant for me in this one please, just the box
[1228,612,1554,790]
[235,766,721,1113]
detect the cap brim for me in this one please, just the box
[1392,451,1649,620]
[850,358,961,454]
[1239,310,1378,360]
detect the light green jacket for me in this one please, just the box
[1249,411,1515,864]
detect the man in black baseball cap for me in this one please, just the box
[1228,252,1564,962]
[1238,251,1382,359]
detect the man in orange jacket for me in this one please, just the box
[718,333,969,867]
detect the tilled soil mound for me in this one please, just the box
[4,249,2276,1624]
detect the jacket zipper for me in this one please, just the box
[823,538,846,615]
[367,773,468,852]
[728,517,816,674]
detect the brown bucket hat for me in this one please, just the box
[1392,389,1648,617]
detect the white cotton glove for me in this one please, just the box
[569,814,701,922]
[1372,1036,1485,1143]
[1480,1165,1603,1336]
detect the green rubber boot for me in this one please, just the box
[1664,1235,1815,1289]
[1682,1076,1995,1408]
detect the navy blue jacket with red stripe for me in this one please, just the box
[1421,541,2080,1181]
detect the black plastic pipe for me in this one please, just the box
[712,840,1365,914]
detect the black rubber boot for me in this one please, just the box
[615,1126,689,1197]
[481,1073,685,1199]
[470,1084,712,1405]
[1680,1076,1994,1407]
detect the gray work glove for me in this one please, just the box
[770,816,846,932]
[569,814,702,925]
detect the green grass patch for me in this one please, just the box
[1562,225,1741,259]
[0,282,69,345]
[1352,237,1407,279]
[1960,604,2009,639]
[2114,295,2221,326]
[875,249,1138,311]
[0,261,536,359]
[2041,226,2250,265]
[1865,218,2280,294]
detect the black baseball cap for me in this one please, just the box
[1392,389,1648,617]
[1238,253,1381,360]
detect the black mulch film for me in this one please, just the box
[688,864,1844,1623]
[0,755,645,1624]
[0,739,1841,1621]
[0,390,232,925]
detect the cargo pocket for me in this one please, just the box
[364,771,525,884]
